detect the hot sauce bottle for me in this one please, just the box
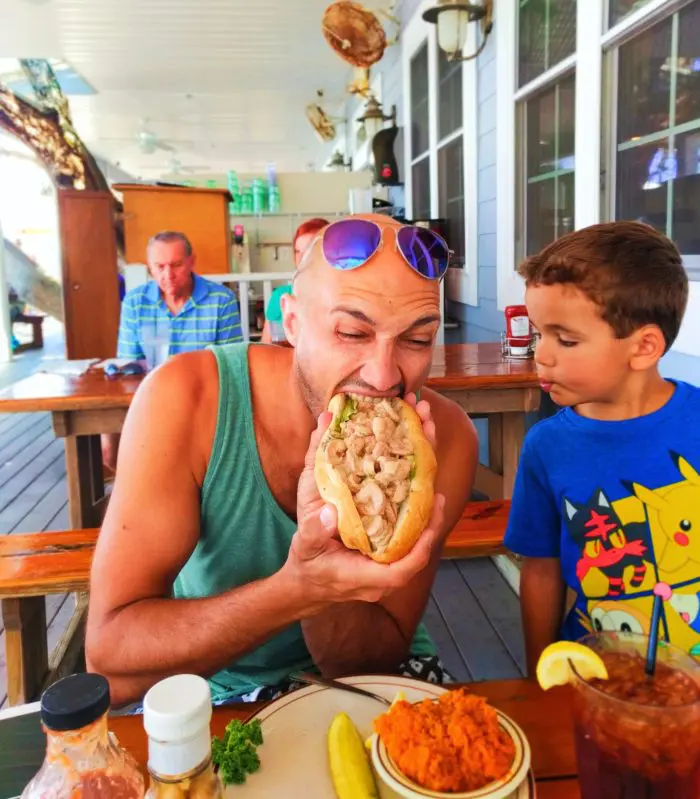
[21,673,144,799]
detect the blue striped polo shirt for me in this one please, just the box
[117,273,243,360]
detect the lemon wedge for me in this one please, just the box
[328,712,378,799]
[391,690,406,706]
[536,641,609,690]
[365,691,407,750]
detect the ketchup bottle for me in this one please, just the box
[504,305,532,357]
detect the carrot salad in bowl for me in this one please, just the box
[373,688,515,793]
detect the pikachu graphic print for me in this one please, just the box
[564,453,700,658]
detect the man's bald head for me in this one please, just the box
[282,213,442,415]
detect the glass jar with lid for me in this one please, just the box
[21,673,145,799]
[144,674,223,799]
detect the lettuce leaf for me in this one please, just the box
[334,396,358,432]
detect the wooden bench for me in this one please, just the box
[442,500,510,559]
[0,530,97,706]
[12,312,45,352]
[0,501,509,705]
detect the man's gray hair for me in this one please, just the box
[147,231,193,257]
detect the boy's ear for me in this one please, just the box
[629,324,666,371]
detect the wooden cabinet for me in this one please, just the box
[114,184,232,273]
[58,190,120,359]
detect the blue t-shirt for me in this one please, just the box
[504,380,700,659]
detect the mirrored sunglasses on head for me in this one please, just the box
[300,218,451,280]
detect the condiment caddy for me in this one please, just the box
[20,673,222,799]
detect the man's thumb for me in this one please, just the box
[320,504,336,530]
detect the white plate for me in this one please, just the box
[227,676,535,799]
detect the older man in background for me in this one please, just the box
[117,230,242,360]
[103,230,243,473]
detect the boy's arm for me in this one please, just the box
[503,429,564,678]
[520,556,567,677]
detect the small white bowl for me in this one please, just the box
[371,709,532,799]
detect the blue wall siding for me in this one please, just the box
[661,351,700,385]
[445,28,504,345]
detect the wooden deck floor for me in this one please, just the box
[0,326,525,707]
[0,410,74,709]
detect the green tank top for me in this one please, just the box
[173,342,435,702]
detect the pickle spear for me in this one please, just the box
[328,712,379,799]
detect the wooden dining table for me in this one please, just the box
[0,678,579,799]
[0,343,540,528]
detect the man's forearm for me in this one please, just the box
[87,569,311,706]
[302,601,409,677]
[520,557,566,677]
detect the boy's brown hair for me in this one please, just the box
[518,221,688,352]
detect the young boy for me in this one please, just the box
[503,221,700,676]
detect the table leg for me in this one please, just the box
[3,597,48,706]
[488,414,504,476]
[501,412,526,499]
[64,435,104,528]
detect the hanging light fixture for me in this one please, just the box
[357,95,397,142]
[422,0,493,62]
[326,150,352,172]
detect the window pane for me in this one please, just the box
[412,157,431,220]
[518,0,576,87]
[438,48,463,140]
[438,138,465,266]
[609,0,654,28]
[526,75,576,178]
[557,172,576,238]
[525,174,575,255]
[617,17,672,143]
[672,129,700,255]
[616,140,670,233]
[527,85,557,177]
[675,0,700,127]
[526,180,556,254]
[410,44,430,158]
[521,74,576,257]
[558,77,576,169]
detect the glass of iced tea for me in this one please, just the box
[571,632,700,799]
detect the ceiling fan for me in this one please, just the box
[102,119,192,154]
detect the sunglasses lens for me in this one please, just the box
[322,219,382,270]
[396,226,449,279]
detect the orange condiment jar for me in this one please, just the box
[21,673,144,799]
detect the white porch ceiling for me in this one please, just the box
[3,0,395,178]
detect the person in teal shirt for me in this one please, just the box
[261,217,328,344]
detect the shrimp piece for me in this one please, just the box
[326,438,347,466]
[389,437,414,456]
[377,399,400,422]
[372,416,396,443]
[347,473,364,493]
[372,441,390,458]
[362,457,378,477]
[346,435,365,455]
[390,480,410,504]
[355,480,385,516]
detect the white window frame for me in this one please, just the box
[402,0,479,306]
[497,0,700,357]
[496,0,587,309]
